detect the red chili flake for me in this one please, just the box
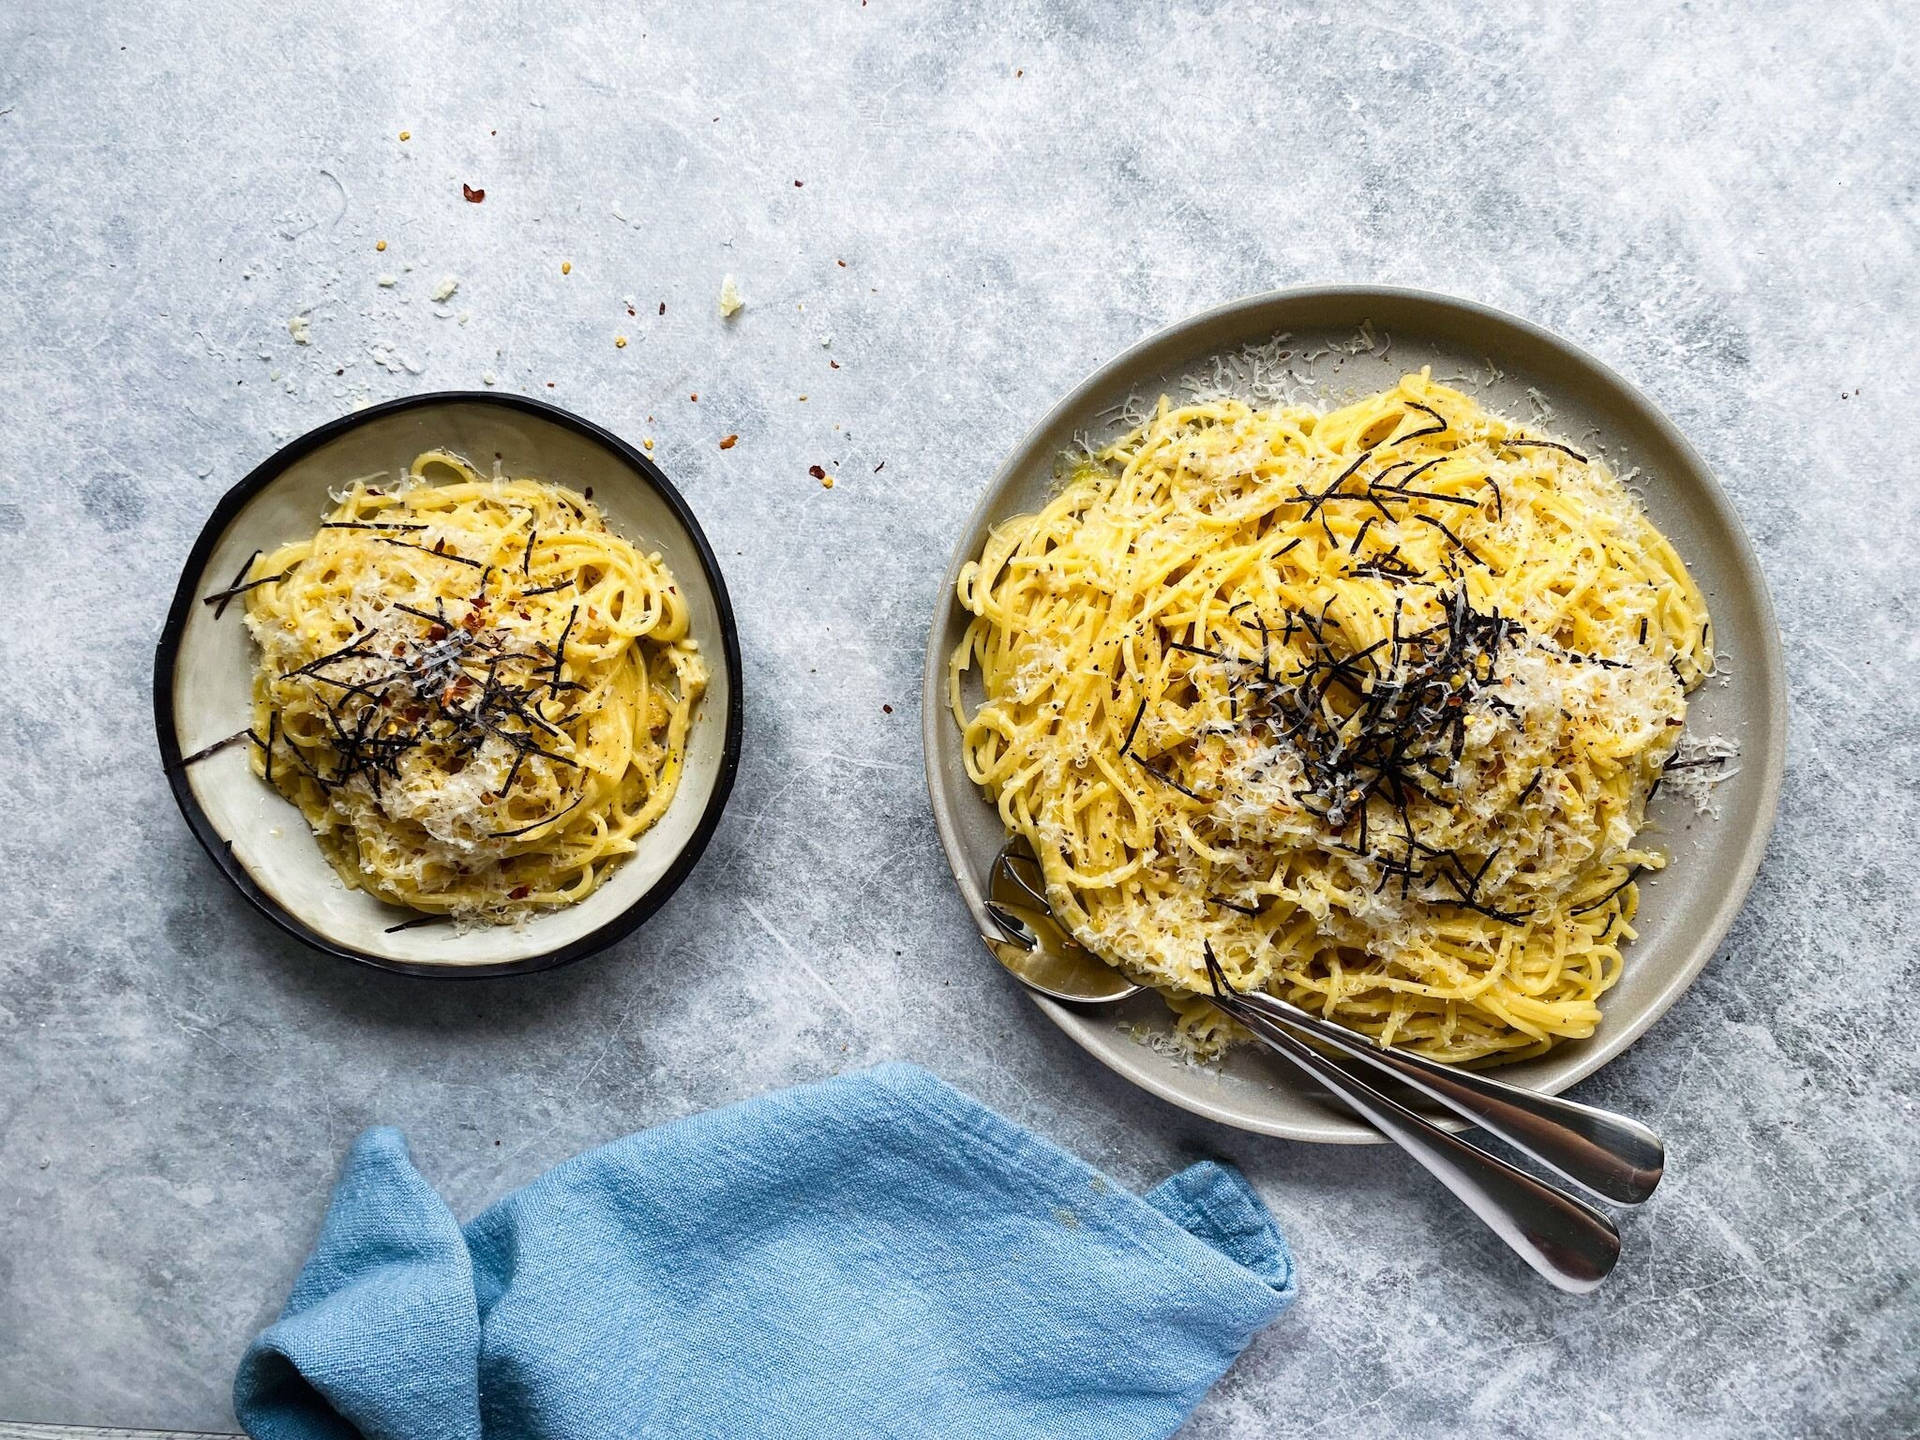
[461,610,484,632]
[547,382,555,388]
[427,623,448,641]
[808,465,826,480]
[719,434,738,450]
[433,537,447,553]
[836,259,846,267]
[659,302,666,315]
[626,305,636,316]
[882,704,893,714]
[689,392,698,401]
[462,184,486,203]
[508,884,531,900]
[829,360,840,369]
[794,179,804,187]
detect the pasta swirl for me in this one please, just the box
[951,372,1710,1062]
[241,450,705,919]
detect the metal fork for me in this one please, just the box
[983,839,1664,1293]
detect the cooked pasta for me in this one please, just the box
[234,450,705,920]
[951,371,1711,1063]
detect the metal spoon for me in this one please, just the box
[983,840,1650,1292]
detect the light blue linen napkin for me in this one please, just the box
[235,1062,1295,1440]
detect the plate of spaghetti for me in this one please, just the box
[924,288,1784,1142]
[157,394,742,976]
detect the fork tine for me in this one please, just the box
[1001,854,1049,909]
[985,900,1037,949]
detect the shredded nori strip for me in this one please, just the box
[172,727,260,769]
[486,790,585,837]
[1571,867,1641,915]
[1504,437,1589,463]
[378,537,485,568]
[202,567,293,608]
[1415,513,1487,567]
[1391,400,1449,444]
[210,550,263,619]
[384,914,451,933]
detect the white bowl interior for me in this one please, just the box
[165,399,735,970]
[923,289,1786,1142]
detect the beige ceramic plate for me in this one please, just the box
[155,394,743,977]
[922,287,1785,1143]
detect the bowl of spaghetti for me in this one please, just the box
[156,394,743,976]
[924,288,1785,1142]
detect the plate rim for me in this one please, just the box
[920,284,1788,1143]
[152,390,746,980]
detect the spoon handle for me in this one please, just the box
[1225,990,1663,1205]
[1219,1000,1621,1293]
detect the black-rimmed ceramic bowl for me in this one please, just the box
[154,393,744,977]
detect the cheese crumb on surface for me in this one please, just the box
[429,276,459,302]
[377,274,397,288]
[718,274,744,317]
[288,314,312,345]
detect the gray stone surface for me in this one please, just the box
[1,2,1916,1435]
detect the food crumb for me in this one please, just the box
[376,273,397,287]
[797,394,808,402]
[288,314,312,345]
[462,183,485,203]
[882,704,893,714]
[429,275,459,302]
[643,438,653,451]
[718,273,744,317]
[399,130,411,141]
[561,261,571,275]
[830,360,840,369]
[614,335,627,348]
[375,239,387,252]
[822,476,834,489]
[689,393,698,402]
[718,434,738,450]
[808,465,826,480]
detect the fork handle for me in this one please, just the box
[1226,990,1663,1205]
[1218,1000,1621,1293]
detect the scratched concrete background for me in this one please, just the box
[2,2,1916,1436]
